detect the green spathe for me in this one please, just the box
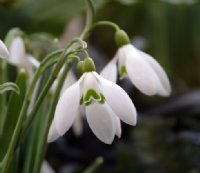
[115,29,130,47]
[77,58,96,75]
[84,57,96,72]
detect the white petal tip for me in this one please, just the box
[99,137,114,144]
[157,85,172,97]
[47,122,60,143]
[0,40,9,59]
[116,133,121,139]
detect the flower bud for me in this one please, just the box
[115,29,130,47]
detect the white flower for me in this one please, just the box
[101,44,171,96]
[48,71,137,144]
[0,37,39,77]
[0,39,9,59]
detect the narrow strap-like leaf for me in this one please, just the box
[0,71,26,161]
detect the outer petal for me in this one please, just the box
[100,57,118,83]
[137,50,171,96]
[60,70,77,95]
[28,55,40,68]
[47,120,60,143]
[94,72,137,126]
[85,102,115,144]
[114,115,121,138]
[54,81,81,135]
[0,40,9,59]
[41,161,55,173]
[125,45,164,96]
[9,37,26,66]
[72,112,83,136]
[24,55,34,77]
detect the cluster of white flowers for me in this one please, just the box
[0,30,171,144]
[47,31,171,144]
[0,37,39,77]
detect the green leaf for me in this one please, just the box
[0,71,27,160]
[0,82,20,95]
[83,157,104,173]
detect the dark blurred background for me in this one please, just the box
[1,0,200,173]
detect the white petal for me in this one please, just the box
[50,80,58,95]
[0,40,9,59]
[100,57,117,83]
[125,45,164,96]
[85,102,115,144]
[82,72,100,94]
[41,161,55,173]
[94,72,137,126]
[114,115,121,138]
[117,48,127,71]
[72,113,83,136]
[9,37,26,66]
[54,82,81,135]
[47,120,60,143]
[28,55,40,68]
[60,70,77,95]
[137,50,171,96]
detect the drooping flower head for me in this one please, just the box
[101,30,171,96]
[0,37,39,77]
[48,58,137,144]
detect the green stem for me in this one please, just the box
[81,20,120,40]
[80,0,96,40]
[0,60,8,137]
[33,60,74,173]
[0,50,66,173]
[93,21,120,31]
[20,41,85,142]
[83,157,104,173]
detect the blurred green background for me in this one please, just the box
[1,0,200,173]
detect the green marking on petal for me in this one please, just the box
[99,94,105,104]
[119,65,127,79]
[80,96,84,105]
[84,89,101,105]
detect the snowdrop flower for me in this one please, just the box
[48,64,137,144]
[101,30,171,96]
[0,39,9,59]
[0,37,39,77]
[1,38,40,114]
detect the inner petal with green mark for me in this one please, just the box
[80,89,106,106]
[119,65,127,79]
